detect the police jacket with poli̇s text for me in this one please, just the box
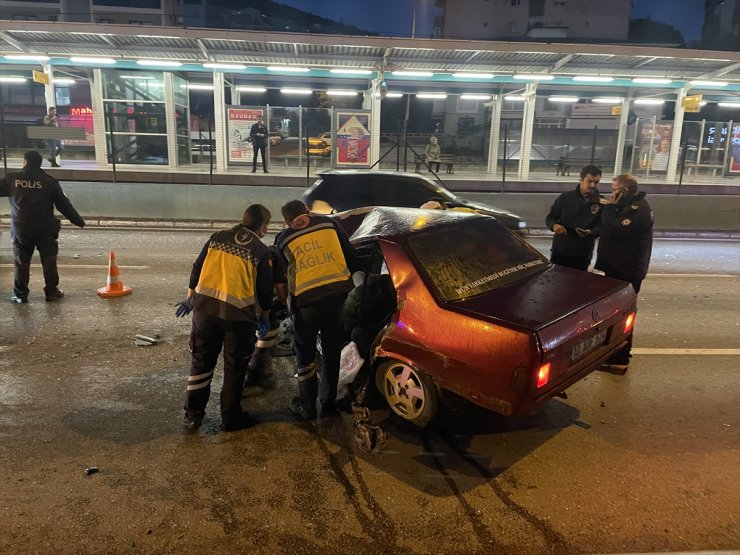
[188,225,274,323]
[275,214,359,307]
[595,191,654,283]
[545,185,602,258]
[0,168,85,236]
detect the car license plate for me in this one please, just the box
[571,328,608,361]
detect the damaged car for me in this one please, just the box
[336,206,636,428]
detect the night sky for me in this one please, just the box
[277,0,705,41]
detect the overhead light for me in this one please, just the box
[393,71,434,77]
[700,101,708,106]
[718,102,740,108]
[634,98,666,105]
[281,87,313,94]
[0,76,27,83]
[327,89,358,96]
[120,75,156,80]
[268,66,309,72]
[136,34,181,39]
[375,91,404,98]
[4,54,50,61]
[416,93,447,99]
[187,83,214,90]
[549,96,579,102]
[592,97,623,104]
[632,78,672,85]
[461,94,492,100]
[54,78,76,85]
[513,74,554,81]
[136,59,182,67]
[69,56,116,64]
[239,86,267,93]
[203,63,246,70]
[690,80,729,87]
[572,76,614,83]
[504,94,527,101]
[330,68,373,75]
[453,72,494,79]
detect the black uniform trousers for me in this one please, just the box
[13,233,59,298]
[252,143,267,171]
[293,293,346,407]
[185,310,257,423]
[598,260,643,366]
[550,249,592,271]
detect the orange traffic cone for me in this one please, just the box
[97,251,132,298]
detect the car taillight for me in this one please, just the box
[537,363,550,388]
[624,312,635,334]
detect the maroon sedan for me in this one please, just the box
[336,207,636,428]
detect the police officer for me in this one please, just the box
[595,173,654,374]
[275,200,359,419]
[250,115,269,173]
[545,164,603,271]
[0,150,85,304]
[177,204,274,431]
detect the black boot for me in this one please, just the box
[289,375,317,420]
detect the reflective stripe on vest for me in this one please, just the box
[195,244,258,309]
[280,223,350,297]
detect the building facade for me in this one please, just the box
[0,0,184,26]
[434,0,631,42]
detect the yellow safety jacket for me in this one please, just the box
[277,216,352,304]
[194,226,269,319]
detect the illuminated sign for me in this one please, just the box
[70,107,93,116]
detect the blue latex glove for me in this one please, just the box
[175,298,193,318]
[257,312,270,337]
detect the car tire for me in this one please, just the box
[375,359,438,428]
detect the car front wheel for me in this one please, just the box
[375,360,438,428]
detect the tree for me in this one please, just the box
[629,18,685,46]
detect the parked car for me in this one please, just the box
[303,170,527,232]
[269,132,281,146]
[306,136,331,156]
[334,206,636,427]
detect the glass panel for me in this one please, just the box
[177,135,191,165]
[175,106,189,135]
[303,107,332,169]
[108,134,168,165]
[103,102,167,134]
[172,74,188,107]
[409,218,548,302]
[268,106,300,167]
[102,70,165,102]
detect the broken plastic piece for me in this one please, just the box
[84,466,99,475]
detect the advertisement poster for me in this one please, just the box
[639,122,673,171]
[227,107,264,164]
[730,124,740,173]
[334,110,371,167]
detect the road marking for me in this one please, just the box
[0,264,149,270]
[633,348,740,355]
[648,273,738,278]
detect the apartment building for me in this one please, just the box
[0,0,184,26]
[433,0,631,42]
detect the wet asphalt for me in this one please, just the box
[0,229,738,554]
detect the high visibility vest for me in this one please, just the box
[195,226,267,310]
[279,221,350,298]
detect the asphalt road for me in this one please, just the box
[0,229,738,554]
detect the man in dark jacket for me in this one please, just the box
[275,200,360,419]
[595,173,654,373]
[0,150,85,303]
[249,114,269,173]
[545,164,603,270]
[177,204,274,431]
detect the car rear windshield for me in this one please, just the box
[408,219,548,302]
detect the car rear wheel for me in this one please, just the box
[375,360,438,428]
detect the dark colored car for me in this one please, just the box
[303,170,527,232]
[335,207,636,427]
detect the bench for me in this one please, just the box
[556,157,601,176]
[683,163,725,177]
[26,126,86,141]
[415,154,456,174]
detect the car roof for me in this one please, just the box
[318,169,439,183]
[333,206,485,243]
